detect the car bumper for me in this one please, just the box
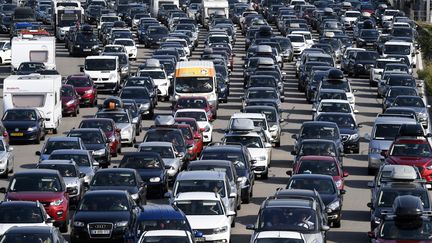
[343,139,360,151]
[7,129,40,141]
[71,226,128,242]
[62,105,76,114]
[197,230,230,242]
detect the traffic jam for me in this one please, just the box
[0,0,429,241]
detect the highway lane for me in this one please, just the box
[0,25,387,243]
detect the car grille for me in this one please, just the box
[88,222,113,238]
[198,228,214,235]
[341,134,350,142]
[92,78,109,81]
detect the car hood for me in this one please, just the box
[319,193,339,206]
[74,87,92,94]
[61,97,75,104]
[84,143,105,151]
[303,232,324,243]
[186,215,228,230]
[387,156,432,166]
[370,140,393,151]
[89,185,138,194]
[162,158,179,167]
[6,192,64,201]
[3,120,38,129]
[85,70,114,79]
[136,169,163,181]
[74,211,130,223]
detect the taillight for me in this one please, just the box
[3,131,8,137]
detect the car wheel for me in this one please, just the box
[275,141,281,147]
[0,165,8,178]
[34,134,40,144]
[237,199,241,210]
[231,217,236,228]
[367,167,375,175]
[261,171,268,179]
[333,219,341,228]
[59,219,69,233]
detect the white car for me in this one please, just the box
[341,11,361,28]
[288,34,308,56]
[138,230,194,243]
[369,58,403,85]
[164,38,191,56]
[0,137,13,178]
[173,192,235,243]
[175,109,213,143]
[228,113,272,143]
[0,40,11,64]
[250,231,309,243]
[313,99,358,120]
[112,38,138,60]
[102,44,127,54]
[290,31,314,47]
[138,60,170,101]
[138,141,182,180]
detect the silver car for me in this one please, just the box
[138,141,182,180]
[243,106,283,147]
[364,114,418,175]
[390,95,430,129]
[0,137,13,178]
[96,110,136,146]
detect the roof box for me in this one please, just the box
[393,195,424,219]
[101,96,123,110]
[155,115,175,126]
[230,118,254,132]
[382,165,417,181]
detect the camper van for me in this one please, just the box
[82,55,121,93]
[3,74,62,133]
[201,0,229,28]
[151,0,179,17]
[11,33,56,71]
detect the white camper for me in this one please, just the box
[151,0,179,18]
[3,74,62,133]
[201,0,229,28]
[11,34,56,71]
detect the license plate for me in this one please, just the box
[91,230,110,234]
[195,237,205,242]
[366,43,373,45]
[84,48,91,51]
[11,132,23,136]
[96,84,104,88]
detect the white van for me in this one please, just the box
[383,40,416,67]
[82,56,120,93]
[3,74,62,133]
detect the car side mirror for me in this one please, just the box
[246,224,255,230]
[0,187,6,193]
[340,189,346,195]
[286,170,292,176]
[92,161,99,167]
[194,134,202,139]
[343,172,349,177]
[35,151,41,156]
[226,210,236,216]
[45,118,50,121]
[367,202,373,209]
[354,110,359,114]
[229,192,237,198]
[291,150,297,155]
[322,225,330,231]
[367,181,374,188]
[7,147,13,152]
[265,143,272,148]
[79,173,86,178]
[368,231,376,239]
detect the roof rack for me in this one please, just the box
[376,113,416,119]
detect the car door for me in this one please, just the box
[225,177,236,212]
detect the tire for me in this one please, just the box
[59,219,69,233]
[368,167,375,175]
[34,135,40,144]
[261,171,268,179]
[0,166,8,179]
[333,219,341,228]
[275,141,281,147]
[237,199,241,210]
[53,128,58,134]
[231,217,236,228]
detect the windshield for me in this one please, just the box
[298,160,339,176]
[139,71,166,79]
[318,92,347,101]
[321,81,350,92]
[175,77,214,93]
[121,156,161,169]
[389,88,417,98]
[357,52,379,60]
[176,99,207,109]
[374,124,402,140]
[78,194,129,211]
[258,208,317,232]
[393,97,425,107]
[390,143,432,157]
[176,111,207,122]
[9,174,62,192]
[379,220,432,240]
[245,109,276,122]
[384,45,411,55]
[0,205,43,223]
[68,131,103,144]
[175,200,223,215]
[91,171,136,186]
[175,180,225,197]
[114,39,134,46]
[141,236,191,243]
[139,146,174,158]
[387,76,415,86]
[85,58,116,71]
[248,90,277,99]
[319,102,351,113]
[120,89,149,100]
[0,233,52,243]
[38,164,77,177]
[301,125,338,139]
[67,77,91,87]
[288,35,304,42]
[96,113,129,123]
[61,86,75,97]
[378,190,429,207]
[76,33,97,43]
[201,151,247,172]
[386,65,409,72]
[101,16,119,22]
[80,120,113,132]
[43,141,80,154]
[316,115,355,129]
[145,130,185,149]
[360,29,379,37]
[288,177,336,194]
[225,136,263,148]
[3,109,37,121]
[345,12,360,17]
[299,142,336,156]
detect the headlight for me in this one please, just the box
[350,134,359,140]
[374,216,381,224]
[238,176,247,186]
[92,45,99,49]
[418,112,427,118]
[75,44,80,48]
[73,221,85,227]
[66,100,75,106]
[335,179,342,188]
[115,221,128,227]
[149,177,161,182]
[50,198,64,206]
[140,103,150,110]
[204,125,211,132]
[121,67,128,72]
[327,200,340,211]
[257,156,267,161]
[84,89,93,94]
[92,149,106,156]
[131,193,139,200]
[369,148,381,154]
[213,226,228,233]
[27,126,38,132]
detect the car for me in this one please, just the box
[119,86,154,119]
[291,139,344,166]
[95,108,136,146]
[137,142,182,182]
[0,137,13,178]
[313,99,358,120]
[124,76,158,107]
[390,95,430,128]
[36,137,86,161]
[48,149,99,186]
[138,59,171,101]
[0,169,72,232]
[377,73,418,98]
[286,174,345,227]
[140,25,169,47]
[382,86,419,112]
[65,74,98,107]
[2,108,46,144]
[246,198,329,242]
[89,168,147,205]
[37,159,85,206]
[138,230,194,243]
[122,99,143,136]
[67,128,111,167]
[173,96,216,121]
[369,58,404,86]
[61,84,80,117]
[315,113,361,153]
[288,34,308,56]
[68,26,99,56]
[242,87,282,110]
[112,38,138,60]
[79,118,122,157]
[172,192,235,241]
[243,106,283,147]
[312,89,348,111]
[70,190,141,243]
[175,117,204,158]
[356,29,379,49]
[340,47,365,72]
[175,123,200,160]
[317,74,356,108]
[0,226,67,243]
[347,50,379,77]
[0,201,54,235]
[174,109,213,143]
[119,152,168,198]
[228,113,272,145]
[101,52,130,80]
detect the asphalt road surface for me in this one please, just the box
[0,24,399,243]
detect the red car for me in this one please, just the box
[176,123,199,160]
[384,137,432,185]
[288,155,349,190]
[173,96,216,121]
[65,74,98,107]
[78,118,122,157]
[175,117,204,156]
[61,84,80,116]
[0,170,71,232]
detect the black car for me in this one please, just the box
[70,190,140,243]
[287,174,345,228]
[382,86,419,112]
[0,226,67,243]
[140,25,169,47]
[356,29,379,49]
[84,5,102,24]
[2,108,46,144]
[122,99,143,136]
[347,51,379,77]
[69,25,99,56]
[0,201,54,225]
[306,70,329,102]
[200,144,255,203]
[124,76,158,107]
[216,74,229,103]
[291,139,344,166]
[16,61,45,75]
[143,127,189,162]
[119,87,154,119]
[315,113,361,153]
[119,152,168,198]
[67,128,111,167]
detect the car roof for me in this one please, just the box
[175,192,220,201]
[175,108,207,113]
[188,160,233,167]
[298,155,337,161]
[302,121,338,127]
[84,190,129,196]
[0,201,40,207]
[138,205,187,221]
[47,136,81,142]
[14,169,60,176]
[231,113,266,119]
[176,170,226,180]
[264,198,313,208]
[319,99,351,104]
[38,159,77,166]
[203,145,243,152]
[4,226,53,234]
[95,168,136,173]
[50,149,90,155]
[374,116,417,124]
[290,174,334,180]
[256,231,303,239]
[143,230,189,237]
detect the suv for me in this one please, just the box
[78,118,122,157]
[0,169,72,232]
[243,106,282,147]
[347,50,379,77]
[67,128,111,166]
[292,121,343,153]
